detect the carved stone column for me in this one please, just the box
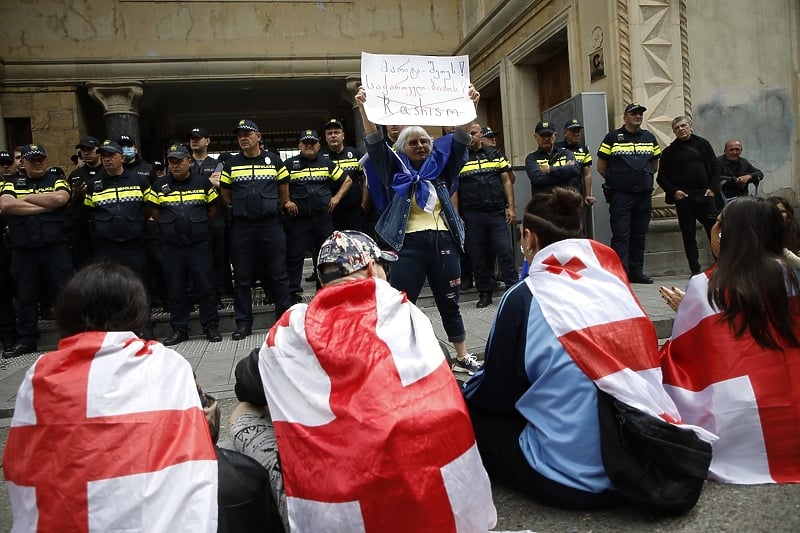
[87,81,144,143]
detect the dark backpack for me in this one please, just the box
[596,388,713,514]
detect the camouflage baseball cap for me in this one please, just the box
[317,230,397,284]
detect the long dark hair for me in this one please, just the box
[56,261,150,338]
[708,197,800,349]
[522,186,584,248]
[767,196,800,252]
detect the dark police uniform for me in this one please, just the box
[283,153,345,296]
[194,155,233,302]
[150,170,221,336]
[220,149,292,328]
[67,161,104,269]
[525,146,583,197]
[84,169,152,283]
[597,126,661,276]
[322,145,364,231]
[0,171,17,349]
[1,166,73,351]
[458,147,518,298]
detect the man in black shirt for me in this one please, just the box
[68,136,103,269]
[656,116,720,275]
[717,139,764,204]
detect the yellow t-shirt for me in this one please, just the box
[406,193,447,233]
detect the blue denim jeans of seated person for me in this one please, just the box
[390,230,465,343]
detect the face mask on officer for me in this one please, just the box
[122,146,136,158]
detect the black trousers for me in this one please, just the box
[162,241,219,332]
[210,209,233,300]
[285,212,333,295]
[608,191,651,274]
[466,403,621,510]
[675,192,716,273]
[230,217,291,326]
[463,209,518,293]
[0,242,16,345]
[332,203,365,233]
[9,243,74,345]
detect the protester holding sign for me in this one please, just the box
[356,80,483,375]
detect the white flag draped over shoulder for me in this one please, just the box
[258,277,496,533]
[527,239,715,442]
[661,272,800,483]
[3,331,218,532]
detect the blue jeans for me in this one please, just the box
[390,230,465,343]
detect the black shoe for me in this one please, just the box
[628,272,654,284]
[476,292,493,308]
[305,273,317,282]
[204,326,222,343]
[291,293,304,304]
[232,326,252,341]
[163,330,189,346]
[461,279,474,291]
[3,343,37,359]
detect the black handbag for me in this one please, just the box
[596,388,712,514]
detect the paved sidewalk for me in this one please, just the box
[0,274,687,417]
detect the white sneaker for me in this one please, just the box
[451,353,483,375]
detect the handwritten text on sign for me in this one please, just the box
[360,52,475,126]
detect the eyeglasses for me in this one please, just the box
[406,139,430,147]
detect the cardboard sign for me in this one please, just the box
[360,52,475,126]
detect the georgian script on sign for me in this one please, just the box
[360,52,476,126]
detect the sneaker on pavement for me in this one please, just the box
[451,353,483,375]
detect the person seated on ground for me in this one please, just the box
[717,139,764,205]
[463,187,703,509]
[231,230,497,532]
[2,261,218,531]
[198,379,284,532]
[661,196,800,484]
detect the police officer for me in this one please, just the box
[84,140,153,291]
[189,126,233,303]
[556,119,595,207]
[284,129,351,301]
[0,150,19,350]
[0,144,73,358]
[219,119,292,340]
[149,144,222,345]
[525,120,582,197]
[119,134,165,307]
[322,119,366,232]
[68,135,103,269]
[458,122,518,308]
[596,103,661,284]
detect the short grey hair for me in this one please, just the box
[393,126,432,153]
[671,115,693,129]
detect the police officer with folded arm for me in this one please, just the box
[0,144,74,358]
[149,143,223,346]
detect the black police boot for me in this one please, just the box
[204,326,222,343]
[476,292,493,308]
[163,330,189,346]
[3,343,37,359]
[232,325,252,341]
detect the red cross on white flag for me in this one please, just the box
[3,331,218,532]
[528,239,714,439]
[661,271,800,483]
[260,278,497,532]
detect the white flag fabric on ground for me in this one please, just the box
[258,277,497,532]
[3,331,218,532]
[661,272,800,483]
[527,239,713,441]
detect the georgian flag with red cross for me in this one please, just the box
[527,239,715,441]
[3,331,219,532]
[660,271,800,483]
[258,277,497,533]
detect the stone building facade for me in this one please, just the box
[1,0,797,273]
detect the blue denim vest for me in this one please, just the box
[364,130,468,252]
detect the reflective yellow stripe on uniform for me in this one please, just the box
[459,158,509,176]
[599,142,661,157]
[289,166,344,182]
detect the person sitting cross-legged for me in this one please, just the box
[230,230,497,532]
